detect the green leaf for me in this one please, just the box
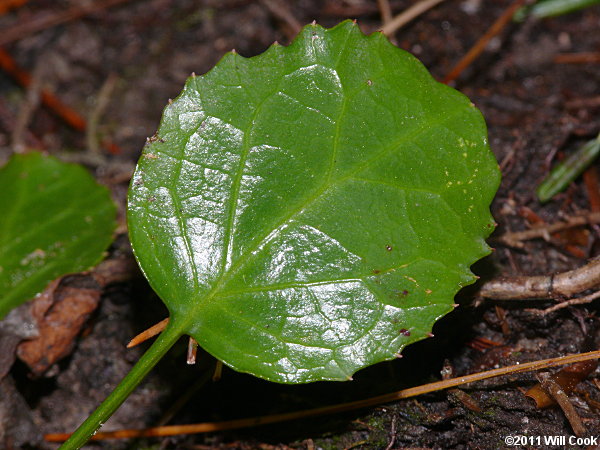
[128,21,500,383]
[0,152,116,319]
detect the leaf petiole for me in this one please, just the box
[60,319,183,450]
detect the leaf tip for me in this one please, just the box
[190,72,196,78]
[395,353,403,359]
[426,332,435,338]
[452,303,460,309]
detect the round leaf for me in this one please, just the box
[128,21,500,383]
[0,152,116,319]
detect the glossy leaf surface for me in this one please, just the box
[0,152,116,319]
[128,21,500,383]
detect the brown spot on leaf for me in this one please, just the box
[147,133,164,144]
[385,245,392,251]
[399,329,411,336]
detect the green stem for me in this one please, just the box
[60,320,183,449]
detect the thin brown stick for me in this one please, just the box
[377,0,393,24]
[44,350,600,442]
[442,0,527,84]
[566,96,600,110]
[0,97,44,149]
[87,73,118,155]
[260,0,302,40]
[539,374,587,437]
[480,257,600,300]
[11,59,42,153]
[554,53,600,64]
[495,211,600,248]
[384,415,396,450]
[529,290,600,315]
[126,318,169,348]
[0,48,86,131]
[0,0,134,47]
[381,0,445,36]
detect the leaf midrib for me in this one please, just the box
[218,25,355,279]
[177,105,466,330]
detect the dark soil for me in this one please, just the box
[1,1,600,449]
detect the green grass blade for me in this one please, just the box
[515,0,600,21]
[537,133,600,203]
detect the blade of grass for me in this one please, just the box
[515,0,600,21]
[537,132,600,203]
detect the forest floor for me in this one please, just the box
[1,1,600,449]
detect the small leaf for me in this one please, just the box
[128,21,500,383]
[0,152,116,319]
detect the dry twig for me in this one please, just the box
[566,96,600,110]
[495,211,600,248]
[539,374,587,437]
[381,0,445,36]
[554,53,600,64]
[529,290,600,315]
[10,59,42,153]
[87,73,119,155]
[260,0,302,41]
[0,0,134,46]
[480,257,600,300]
[45,350,600,442]
[0,48,86,131]
[377,0,393,24]
[442,0,527,84]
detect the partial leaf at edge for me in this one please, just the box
[0,152,117,319]
[128,21,501,383]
